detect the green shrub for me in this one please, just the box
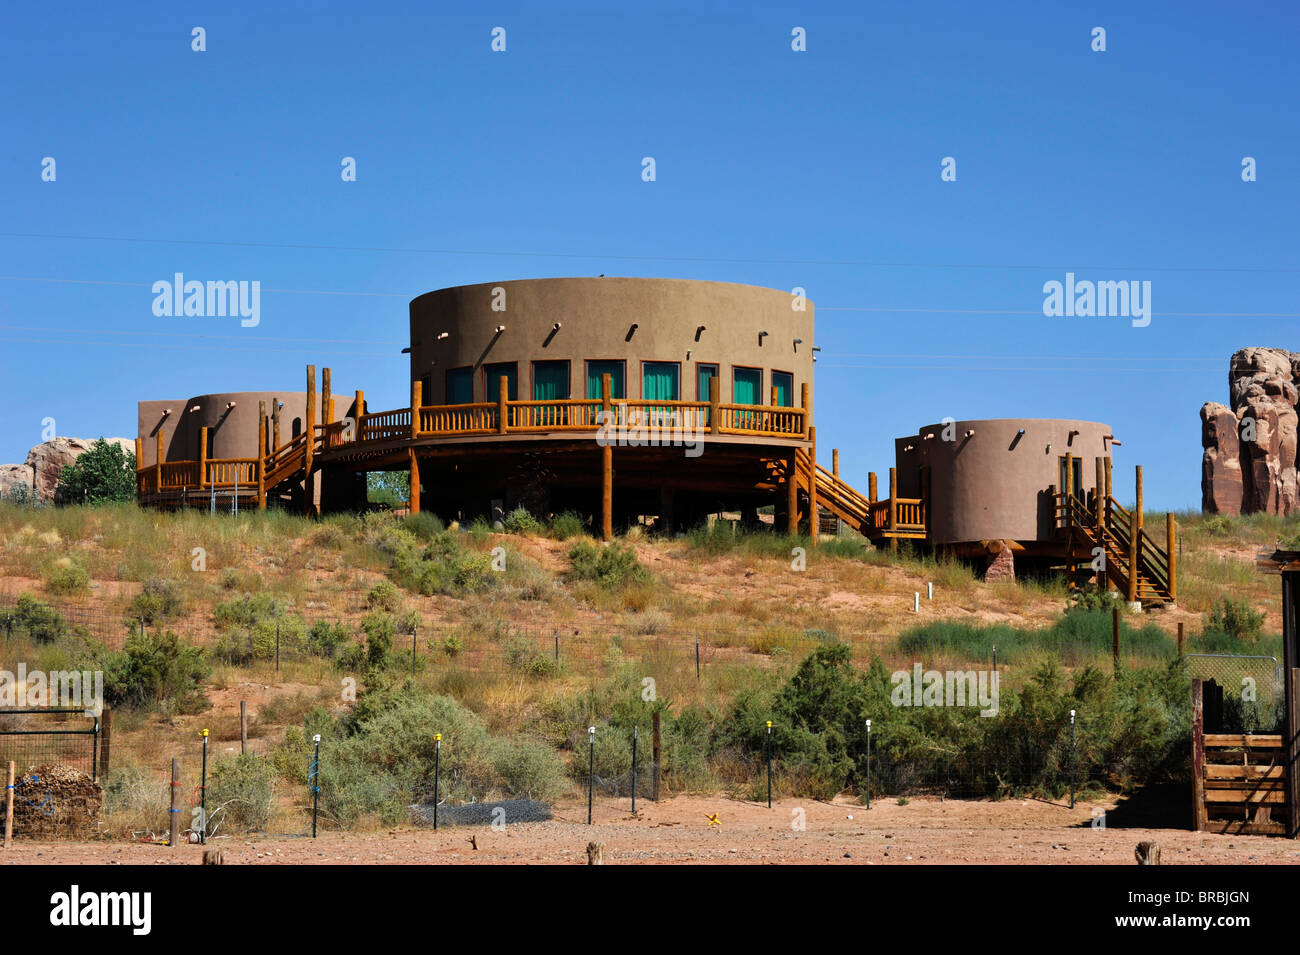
[568,541,648,588]
[503,507,542,536]
[503,634,557,678]
[1,594,72,642]
[1202,515,1234,537]
[402,512,445,540]
[43,561,90,596]
[127,577,184,625]
[102,630,209,713]
[214,593,284,630]
[547,511,586,541]
[306,621,349,659]
[365,580,402,612]
[1206,597,1264,643]
[207,753,276,833]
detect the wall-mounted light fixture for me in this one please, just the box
[225,402,236,410]
[695,325,706,341]
[758,330,769,344]
[189,405,200,413]
[437,331,450,340]
[686,349,692,360]
[1018,428,1026,436]
[625,323,638,342]
[400,347,411,354]
[277,401,284,410]
[923,432,935,440]
[793,337,804,352]
[494,325,506,334]
[904,443,915,452]
[964,429,976,438]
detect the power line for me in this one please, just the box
[0,231,1296,274]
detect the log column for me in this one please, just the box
[809,426,819,547]
[303,366,316,516]
[198,427,208,489]
[708,375,720,435]
[601,373,613,541]
[1128,465,1143,603]
[256,400,267,510]
[1167,512,1177,603]
[786,452,798,536]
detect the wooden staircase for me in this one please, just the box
[788,449,925,543]
[1054,490,1175,606]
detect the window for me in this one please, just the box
[484,362,518,401]
[641,362,681,401]
[772,371,794,407]
[732,366,762,404]
[732,366,763,429]
[696,363,719,401]
[1058,456,1085,502]
[531,360,571,400]
[585,360,626,399]
[446,367,473,404]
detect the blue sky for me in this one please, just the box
[1,1,1295,510]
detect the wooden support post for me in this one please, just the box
[409,449,421,515]
[194,428,206,488]
[770,386,778,432]
[1104,455,1113,502]
[1095,457,1105,529]
[800,383,810,439]
[868,471,877,503]
[498,375,509,434]
[1129,465,1142,603]
[651,710,661,802]
[256,400,267,510]
[154,429,164,493]
[601,373,613,541]
[787,452,798,536]
[272,400,281,452]
[1167,512,1177,603]
[708,375,720,434]
[321,368,331,427]
[1191,678,1206,832]
[4,760,13,848]
[809,426,819,547]
[920,465,931,542]
[134,437,143,470]
[169,758,181,848]
[1177,621,1185,656]
[353,390,364,436]
[240,701,248,755]
[303,366,316,515]
[411,379,423,438]
[888,467,898,531]
[832,449,839,481]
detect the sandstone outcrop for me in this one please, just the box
[0,437,135,503]
[1200,347,1299,515]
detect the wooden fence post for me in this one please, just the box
[240,701,248,756]
[256,400,267,510]
[1112,606,1121,671]
[652,710,661,802]
[169,758,181,848]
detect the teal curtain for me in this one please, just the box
[697,364,718,400]
[585,361,626,399]
[532,361,570,399]
[641,362,680,401]
[733,367,761,404]
[446,367,473,404]
[484,362,517,401]
[772,371,793,407]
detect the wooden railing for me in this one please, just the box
[140,396,810,501]
[1053,490,1173,601]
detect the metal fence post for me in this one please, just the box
[433,733,441,830]
[200,728,209,844]
[310,734,321,838]
[631,726,638,813]
[765,720,773,808]
[1069,709,1077,810]
[168,758,181,848]
[865,719,872,810]
[587,726,595,825]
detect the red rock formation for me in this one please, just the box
[1201,347,1299,515]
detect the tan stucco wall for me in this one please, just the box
[895,418,1116,544]
[138,392,318,464]
[408,277,815,407]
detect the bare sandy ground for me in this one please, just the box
[3,795,1299,865]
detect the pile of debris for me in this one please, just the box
[8,764,103,838]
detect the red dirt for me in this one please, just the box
[4,795,1298,865]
